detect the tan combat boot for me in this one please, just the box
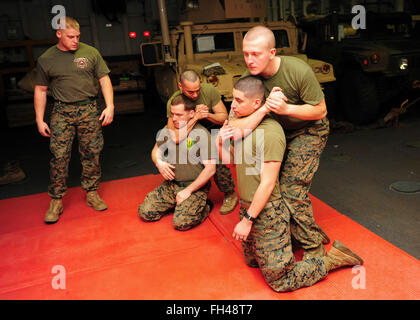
[86,191,108,211]
[0,161,26,185]
[317,224,331,244]
[220,192,238,215]
[322,240,364,272]
[44,199,63,224]
[303,244,327,260]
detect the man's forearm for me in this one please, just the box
[216,139,234,164]
[247,180,276,219]
[206,112,228,125]
[99,75,114,108]
[284,102,327,120]
[184,163,216,193]
[229,106,268,140]
[246,161,281,219]
[151,144,160,166]
[34,87,48,123]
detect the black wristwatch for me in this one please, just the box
[243,212,256,223]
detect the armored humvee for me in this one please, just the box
[140,19,336,105]
[300,12,420,124]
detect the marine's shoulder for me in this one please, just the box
[77,42,102,57]
[280,55,311,71]
[38,45,59,61]
[78,42,97,50]
[256,117,285,139]
[200,82,219,94]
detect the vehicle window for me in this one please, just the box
[193,33,235,53]
[272,30,290,48]
[370,22,411,38]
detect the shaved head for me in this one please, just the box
[180,70,200,84]
[234,76,265,101]
[243,26,275,50]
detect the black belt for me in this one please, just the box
[55,97,96,106]
[174,180,193,188]
[240,199,281,210]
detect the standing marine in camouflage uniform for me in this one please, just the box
[34,17,115,223]
[139,95,216,230]
[229,26,330,259]
[217,76,363,292]
[166,70,238,215]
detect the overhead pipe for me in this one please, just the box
[157,0,175,62]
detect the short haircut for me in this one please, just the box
[171,94,196,112]
[57,17,80,31]
[243,25,275,49]
[180,70,200,84]
[234,76,265,100]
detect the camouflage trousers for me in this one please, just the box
[138,180,211,231]
[240,199,328,292]
[214,163,235,194]
[48,101,104,199]
[281,117,329,250]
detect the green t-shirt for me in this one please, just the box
[234,117,286,203]
[242,55,324,130]
[156,123,216,183]
[35,42,110,103]
[166,83,221,130]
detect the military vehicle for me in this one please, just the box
[300,12,420,124]
[140,1,335,106]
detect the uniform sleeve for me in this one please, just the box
[34,59,50,86]
[299,68,324,106]
[208,85,221,109]
[93,49,110,79]
[259,126,286,162]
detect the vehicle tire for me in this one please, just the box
[338,69,379,125]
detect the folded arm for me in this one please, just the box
[203,100,228,125]
[176,159,216,205]
[266,95,327,120]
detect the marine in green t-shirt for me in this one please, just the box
[33,17,115,224]
[35,42,110,103]
[166,70,238,215]
[241,55,324,130]
[217,75,363,293]
[234,117,285,203]
[156,122,215,184]
[217,76,286,236]
[139,95,216,231]
[167,82,226,132]
[229,25,331,261]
